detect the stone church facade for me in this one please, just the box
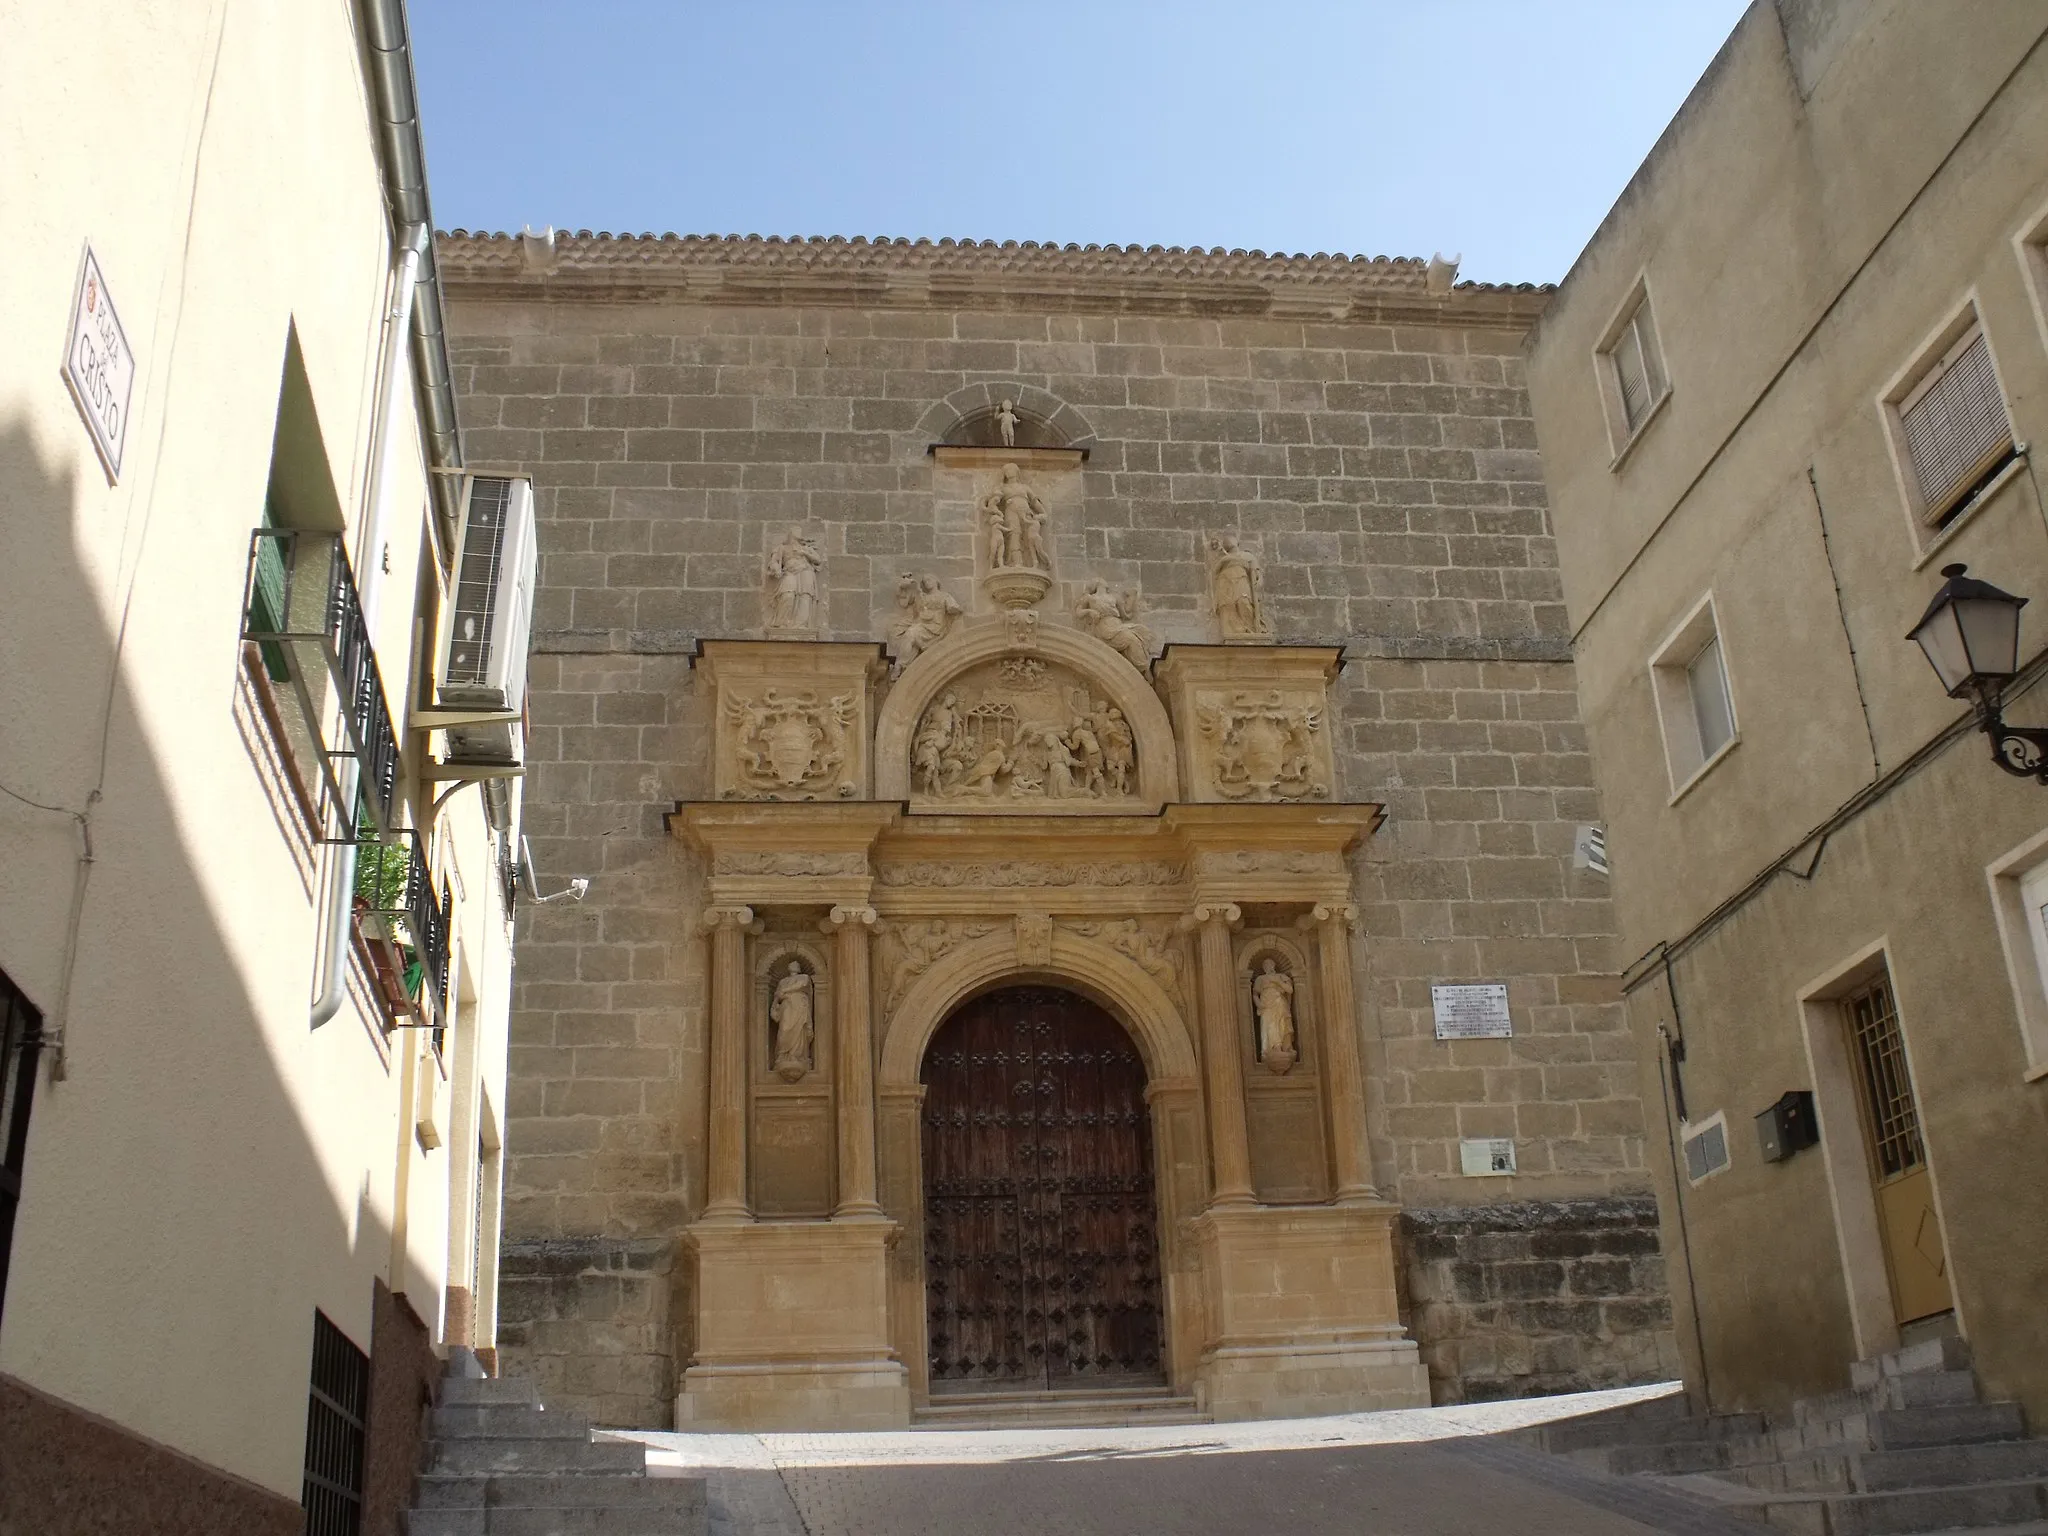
[438,232,1678,1428]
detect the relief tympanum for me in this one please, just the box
[910,657,1137,804]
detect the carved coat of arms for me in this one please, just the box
[724,688,857,798]
[1198,690,1329,800]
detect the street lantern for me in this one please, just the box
[1908,563,2026,700]
[1909,563,2048,781]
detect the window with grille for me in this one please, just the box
[0,968,46,1334]
[1599,290,1669,449]
[1897,324,2014,528]
[302,1310,369,1536]
[1844,975,1925,1181]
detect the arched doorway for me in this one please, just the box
[920,985,1164,1392]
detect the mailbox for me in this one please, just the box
[1756,1090,1819,1163]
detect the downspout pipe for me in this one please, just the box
[311,0,466,1026]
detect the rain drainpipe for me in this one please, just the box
[311,0,464,1026]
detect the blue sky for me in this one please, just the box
[411,1,1750,286]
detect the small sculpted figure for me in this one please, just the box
[1099,706,1135,795]
[1207,531,1270,640]
[891,573,961,666]
[996,397,1019,448]
[766,529,825,630]
[981,463,1051,572]
[913,691,960,795]
[1073,578,1153,670]
[771,962,815,1081]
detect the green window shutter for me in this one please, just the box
[249,502,291,681]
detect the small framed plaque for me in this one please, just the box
[1432,982,1512,1041]
[1460,1138,1517,1177]
[61,243,136,481]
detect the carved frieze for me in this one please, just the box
[1196,689,1329,801]
[1190,849,1344,879]
[712,850,869,878]
[875,860,1180,888]
[910,657,1139,806]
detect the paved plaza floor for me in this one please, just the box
[613,1383,1769,1535]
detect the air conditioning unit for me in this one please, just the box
[437,475,537,765]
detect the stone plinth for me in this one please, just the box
[678,1217,909,1430]
[1190,1203,1429,1421]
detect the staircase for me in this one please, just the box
[1524,1338,2048,1534]
[408,1366,706,1535]
[912,1384,1210,1429]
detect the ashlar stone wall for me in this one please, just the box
[442,233,1671,1420]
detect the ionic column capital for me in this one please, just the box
[701,904,755,934]
[1302,901,1358,930]
[825,904,879,931]
[1179,902,1242,935]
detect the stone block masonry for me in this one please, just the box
[441,232,1667,1422]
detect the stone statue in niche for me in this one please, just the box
[770,961,815,1081]
[982,464,1051,574]
[1072,578,1154,670]
[1198,689,1328,800]
[726,689,857,798]
[1206,532,1273,641]
[764,528,825,633]
[890,572,962,667]
[910,657,1137,803]
[996,397,1019,448]
[1252,958,1298,1074]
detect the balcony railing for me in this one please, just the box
[242,529,400,840]
[352,829,450,1031]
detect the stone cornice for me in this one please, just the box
[436,230,1553,329]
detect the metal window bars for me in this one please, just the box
[352,827,450,1031]
[1846,975,1925,1181]
[241,528,400,841]
[301,1310,368,1536]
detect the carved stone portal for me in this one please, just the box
[910,657,1138,805]
[1198,689,1329,801]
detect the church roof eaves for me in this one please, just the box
[435,230,1554,326]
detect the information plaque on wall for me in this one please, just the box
[1431,982,1512,1040]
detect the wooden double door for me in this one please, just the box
[920,986,1164,1391]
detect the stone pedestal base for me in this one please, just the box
[677,1216,910,1430]
[1190,1202,1429,1420]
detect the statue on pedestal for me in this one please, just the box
[1252,958,1297,1073]
[770,962,815,1081]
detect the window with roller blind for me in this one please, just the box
[1884,312,2017,539]
[1595,280,1671,460]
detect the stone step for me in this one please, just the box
[1798,1374,1984,1428]
[415,1475,704,1511]
[431,1404,592,1440]
[1669,1474,2048,1535]
[1538,1409,1765,1455]
[428,1435,647,1478]
[438,1375,542,1410]
[1853,1338,1973,1390]
[406,1477,707,1536]
[1719,1441,2048,1497]
[1792,1404,2029,1456]
[914,1387,1208,1429]
[1586,1437,1743,1476]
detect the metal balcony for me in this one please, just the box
[241,528,401,839]
[351,828,450,1031]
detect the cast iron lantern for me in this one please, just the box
[1909,563,2048,780]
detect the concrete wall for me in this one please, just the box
[0,0,513,1510]
[1526,0,2048,1417]
[443,245,1674,1419]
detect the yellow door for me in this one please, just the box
[1844,975,1952,1325]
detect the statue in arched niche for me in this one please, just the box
[770,961,815,1081]
[1252,957,1297,1074]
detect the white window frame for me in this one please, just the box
[1594,275,1672,466]
[1877,296,2022,565]
[1648,592,1739,801]
[1984,827,2048,1081]
[2011,193,2048,361]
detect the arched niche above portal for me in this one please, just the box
[919,382,1094,472]
[873,617,1179,809]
